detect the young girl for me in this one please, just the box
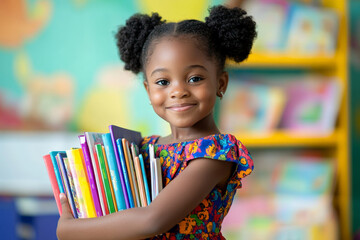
[57,5,256,240]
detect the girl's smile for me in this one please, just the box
[165,103,197,112]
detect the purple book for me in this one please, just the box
[79,135,103,217]
[109,125,142,209]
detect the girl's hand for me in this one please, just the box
[57,193,74,239]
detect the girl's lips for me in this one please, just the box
[166,103,196,112]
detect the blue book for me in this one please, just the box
[109,125,142,209]
[102,133,126,211]
[139,154,151,206]
[49,151,65,194]
[56,152,78,218]
[116,138,134,208]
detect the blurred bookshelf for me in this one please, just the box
[223,0,350,239]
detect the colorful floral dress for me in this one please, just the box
[140,134,254,240]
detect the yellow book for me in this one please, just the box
[72,148,97,218]
[66,149,87,218]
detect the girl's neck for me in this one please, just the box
[163,113,220,144]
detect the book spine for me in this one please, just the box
[102,133,126,211]
[92,147,110,215]
[116,138,134,208]
[109,128,130,209]
[126,140,141,207]
[72,149,97,218]
[79,135,103,217]
[95,144,116,214]
[122,139,138,207]
[56,153,78,218]
[85,132,108,215]
[150,150,156,201]
[139,154,151,206]
[134,156,147,207]
[66,149,87,218]
[155,157,163,197]
[43,154,62,215]
[49,152,65,194]
[63,155,81,218]
[102,146,118,212]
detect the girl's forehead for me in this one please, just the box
[153,36,199,51]
[147,36,212,64]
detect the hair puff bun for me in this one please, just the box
[205,5,257,63]
[115,13,165,74]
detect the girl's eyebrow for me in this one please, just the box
[151,65,208,77]
[186,65,208,72]
[150,64,208,76]
[151,68,168,77]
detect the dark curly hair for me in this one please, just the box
[115,5,257,75]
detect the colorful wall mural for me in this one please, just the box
[0,0,221,135]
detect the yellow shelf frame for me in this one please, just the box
[228,52,337,69]
[237,130,339,148]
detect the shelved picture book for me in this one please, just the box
[43,125,162,218]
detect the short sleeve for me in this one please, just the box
[183,134,254,189]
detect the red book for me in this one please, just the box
[43,154,62,215]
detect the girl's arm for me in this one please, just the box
[57,158,234,240]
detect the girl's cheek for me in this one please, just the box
[150,90,166,104]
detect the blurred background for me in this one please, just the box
[0,0,358,239]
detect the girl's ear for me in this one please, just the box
[143,80,150,96]
[217,71,229,98]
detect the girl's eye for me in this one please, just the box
[156,79,170,86]
[188,76,203,83]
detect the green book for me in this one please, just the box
[95,144,116,214]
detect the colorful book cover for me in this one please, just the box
[56,152,78,218]
[72,148,97,218]
[43,154,62,215]
[220,80,286,134]
[79,135,102,217]
[274,158,334,196]
[285,3,338,55]
[62,153,81,218]
[133,156,147,207]
[281,77,341,134]
[95,144,116,214]
[123,139,140,207]
[116,138,134,208]
[49,151,65,194]
[102,133,126,211]
[108,125,143,208]
[139,154,151,206]
[84,132,108,215]
[66,149,87,218]
[102,146,118,212]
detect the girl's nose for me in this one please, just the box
[170,82,190,99]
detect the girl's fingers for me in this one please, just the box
[59,193,74,219]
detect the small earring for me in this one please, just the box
[218,91,224,99]
[149,101,152,105]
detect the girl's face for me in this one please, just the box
[144,36,228,129]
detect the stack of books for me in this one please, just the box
[43,125,163,218]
